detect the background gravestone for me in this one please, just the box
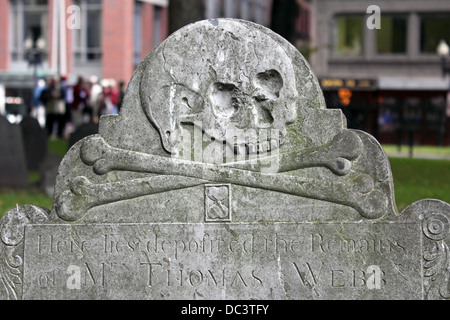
[20,116,48,171]
[68,122,99,149]
[38,153,63,198]
[0,115,28,188]
[0,19,449,300]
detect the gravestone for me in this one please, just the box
[68,122,99,149]
[39,153,63,198]
[20,116,48,171]
[1,19,449,300]
[0,115,28,188]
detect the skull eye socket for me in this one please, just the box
[255,69,283,100]
[210,82,240,118]
[264,71,277,80]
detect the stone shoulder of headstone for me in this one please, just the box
[1,19,449,300]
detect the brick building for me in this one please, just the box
[309,0,450,146]
[0,0,169,88]
[0,0,313,121]
[0,0,313,85]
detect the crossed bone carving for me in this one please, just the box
[55,130,388,221]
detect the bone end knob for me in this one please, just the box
[330,157,352,176]
[80,136,109,166]
[332,130,364,160]
[359,189,388,220]
[55,190,90,222]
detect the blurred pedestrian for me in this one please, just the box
[31,78,46,128]
[72,76,91,127]
[60,75,74,138]
[98,79,119,117]
[117,80,126,113]
[89,76,103,123]
[41,77,66,138]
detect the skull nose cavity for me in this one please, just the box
[231,97,240,110]
[252,70,284,128]
[254,94,268,102]
[210,82,240,118]
[256,108,274,128]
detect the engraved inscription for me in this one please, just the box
[311,233,406,253]
[22,223,422,300]
[139,263,263,288]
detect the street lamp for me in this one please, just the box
[437,39,450,146]
[437,39,450,78]
[24,36,46,81]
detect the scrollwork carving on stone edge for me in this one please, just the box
[0,244,23,300]
[422,213,450,300]
[0,205,49,300]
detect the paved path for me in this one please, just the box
[385,150,450,160]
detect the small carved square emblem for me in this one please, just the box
[204,184,232,222]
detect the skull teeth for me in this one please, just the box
[230,130,283,155]
[233,139,280,155]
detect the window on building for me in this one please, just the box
[133,0,142,68]
[153,6,162,49]
[376,16,407,54]
[421,15,450,53]
[378,97,400,133]
[334,16,364,56]
[10,0,49,62]
[403,97,422,131]
[426,96,446,132]
[73,0,102,63]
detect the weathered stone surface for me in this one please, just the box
[21,222,424,300]
[0,19,449,300]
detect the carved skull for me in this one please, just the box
[141,19,299,157]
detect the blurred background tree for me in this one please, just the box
[169,0,205,34]
[270,0,300,44]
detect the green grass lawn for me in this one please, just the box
[47,137,69,158]
[0,138,68,216]
[0,188,53,214]
[383,144,450,155]
[0,140,449,217]
[389,158,450,211]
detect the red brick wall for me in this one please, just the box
[141,4,169,60]
[66,0,74,76]
[102,0,135,85]
[48,0,73,76]
[160,7,169,41]
[0,0,10,71]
